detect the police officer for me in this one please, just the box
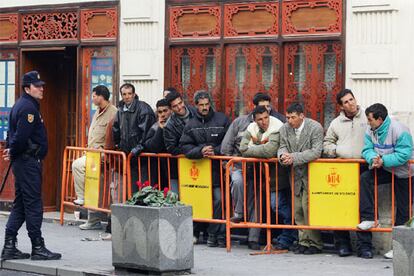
[1,71,61,260]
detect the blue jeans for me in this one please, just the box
[270,189,297,247]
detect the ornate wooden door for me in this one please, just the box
[225,44,280,118]
[284,41,342,128]
[170,46,222,110]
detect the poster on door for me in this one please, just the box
[89,57,113,120]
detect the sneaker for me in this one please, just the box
[101,233,112,241]
[358,250,373,259]
[338,244,352,257]
[384,250,393,259]
[357,221,377,230]
[79,221,102,230]
[73,199,84,206]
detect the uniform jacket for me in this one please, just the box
[163,105,196,155]
[239,116,289,191]
[362,116,414,178]
[277,118,324,195]
[179,108,230,186]
[323,107,366,158]
[7,93,48,160]
[112,95,156,154]
[88,103,117,149]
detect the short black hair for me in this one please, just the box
[286,103,304,114]
[365,103,388,121]
[165,91,182,107]
[252,105,269,120]
[22,84,30,91]
[93,85,110,101]
[193,90,211,105]
[336,89,355,105]
[253,92,271,106]
[164,87,178,94]
[120,83,135,94]
[156,99,169,108]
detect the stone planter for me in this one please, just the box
[111,204,193,273]
[393,225,414,276]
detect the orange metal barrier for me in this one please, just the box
[224,158,413,253]
[60,148,412,253]
[59,146,127,225]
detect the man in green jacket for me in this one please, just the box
[357,103,414,259]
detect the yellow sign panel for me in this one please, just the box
[84,152,101,208]
[308,162,359,227]
[179,158,213,219]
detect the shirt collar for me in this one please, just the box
[295,120,305,133]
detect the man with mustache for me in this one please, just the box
[179,90,230,247]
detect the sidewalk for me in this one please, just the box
[0,212,393,276]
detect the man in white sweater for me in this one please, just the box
[323,89,367,257]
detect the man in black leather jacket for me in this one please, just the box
[179,90,230,247]
[144,99,172,189]
[113,83,156,192]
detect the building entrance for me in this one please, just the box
[22,47,77,210]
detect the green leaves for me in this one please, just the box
[126,181,182,207]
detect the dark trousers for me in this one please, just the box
[6,156,43,240]
[271,189,298,247]
[357,168,412,251]
[207,187,225,236]
[131,156,149,194]
[335,164,368,249]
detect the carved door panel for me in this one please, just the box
[170,46,222,110]
[225,44,280,118]
[284,41,342,128]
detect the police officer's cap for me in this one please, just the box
[22,71,45,86]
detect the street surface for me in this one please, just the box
[0,214,393,276]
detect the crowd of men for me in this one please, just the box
[41,82,414,259]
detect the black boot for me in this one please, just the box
[1,235,31,260]
[31,237,61,260]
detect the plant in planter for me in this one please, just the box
[126,182,182,207]
[111,181,193,273]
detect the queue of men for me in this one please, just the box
[6,73,411,261]
[76,85,414,259]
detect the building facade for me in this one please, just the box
[0,0,413,210]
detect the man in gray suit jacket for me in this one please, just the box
[277,103,324,255]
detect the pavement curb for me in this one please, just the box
[1,260,115,276]
[0,211,111,276]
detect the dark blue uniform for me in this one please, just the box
[5,92,48,240]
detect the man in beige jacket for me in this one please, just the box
[323,89,367,257]
[72,85,117,229]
